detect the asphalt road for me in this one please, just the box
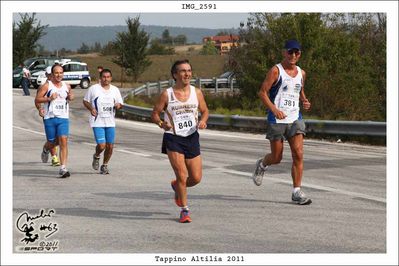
[11,88,387,258]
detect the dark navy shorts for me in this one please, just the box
[162,131,200,159]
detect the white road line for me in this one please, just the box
[80,142,96,147]
[215,168,386,203]
[117,149,152,157]
[13,126,45,136]
[13,125,385,203]
[14,126,153,158]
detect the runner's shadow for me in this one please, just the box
[95,191,294,205]
[13,161,48,166]
[45,207,172,221]
[13,169,61,179]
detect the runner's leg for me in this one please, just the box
[185,155,202,187]
[263,139,284,166]
[287,134,304,187]
[167,151,188,207]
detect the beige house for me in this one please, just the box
[202,35,240,54]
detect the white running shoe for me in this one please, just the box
[41,147,50,163]
[100,165,109,175]
[252,158,268,186]
[59,168,70,178]
[292,190,312,205]
[92,154,100,170]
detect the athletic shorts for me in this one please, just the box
[266,119,306,141]
[162,131,200,159]
[92,127,116,144]
[44,117,69,143]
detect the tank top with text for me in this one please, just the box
[164,86,199,137]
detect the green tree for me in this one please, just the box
[92,42,102,53]
[113,16,151,82]
[101,41,117,55]
[13,13,48,67]
[200,40,219,55]
[174,34,187,45]
[77,42,90,54]
[148,40,175,55]
[161,29,172,44]
[229,13,386,121]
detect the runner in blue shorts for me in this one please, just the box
[152,59,209,223]
[34,64,74,178]
[252,40,312,205]
[35,66,60,166]
[83,69,123,174]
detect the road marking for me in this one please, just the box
[214,168,386,203]
[117,149,152,157]
[13,126,153,158]
[13,125,386,203]
[81,142,96,146]
[13,126,45,136]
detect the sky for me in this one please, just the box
[13,13,250,29]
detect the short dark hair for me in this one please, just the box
[100,68,112,77]
[51,64,63,74]
[171,59,192,80]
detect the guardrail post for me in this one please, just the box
[230,78,234,93]
[214,77,218,93]
[196,78,201,89]
[168,79,174,87]
[158,81,162,94]
[146,82,150,96]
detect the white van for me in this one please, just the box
[30,61,91,89]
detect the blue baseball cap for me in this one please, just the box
[284,39,301,51]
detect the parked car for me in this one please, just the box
[30,60,91,89]
[218,71,235,88]
[203,71,236,88]
[12,57,61,88]
[13,66,24,88]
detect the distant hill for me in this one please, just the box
[38,25,239,51]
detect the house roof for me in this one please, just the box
[203,35,240,43]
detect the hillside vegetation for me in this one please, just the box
[39,25,238,51]
[77,53,227,86]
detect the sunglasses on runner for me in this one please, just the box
[287,49,301,55]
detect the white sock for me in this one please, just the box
[293,187,301,194]
[260,161,268,170]
[182,206,189,211]
[60,165,66,170]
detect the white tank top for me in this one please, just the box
[164,86,198,137]
[272,63,303,124]
[44,81,70,119]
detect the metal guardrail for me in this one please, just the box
[120,104,386,137]
[127,78,238,97]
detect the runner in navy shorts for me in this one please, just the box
[162,131,200,159]
[151,59,209,223]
